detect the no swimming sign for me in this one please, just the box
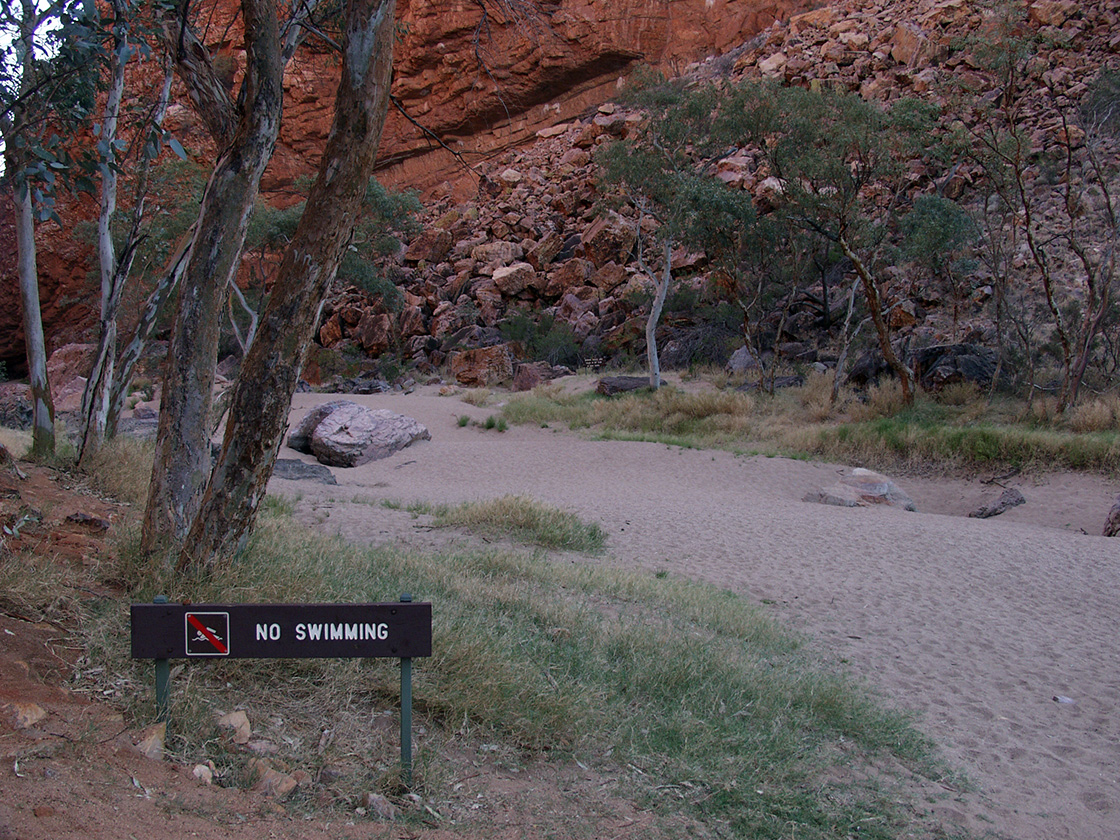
[131,601,432,660]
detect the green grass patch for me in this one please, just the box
[504,381,1120,474]
[77,506,946,837]
[431,494,606,553]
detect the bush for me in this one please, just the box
[500,310,582,368]
[1069,397,1119,432]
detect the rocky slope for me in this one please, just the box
[1,0,808,373]
[305,0,1119,390]
[4,0,1117,395]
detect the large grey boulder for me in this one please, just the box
[803,467,917,511]
[726,346,760,375]
[288,400,351,452]
[288,401,430,467]
[911,343,998,391]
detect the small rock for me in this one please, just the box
[192,764,214,784]
[272,459,338,485]
[361,792,398,821]
[218,710,252,745]
[135,722,166,760]
[1104,494,1120,537]
[596,376,649,396]
[248,758,300,798]
[4,701,47,730]
[969,487,1026,519]
[65,512,111,531]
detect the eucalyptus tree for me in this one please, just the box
[143,0,552,569]
[964,42,1119,411]
[77,0,180,466]
[179,0,399,570]
[140,0,301,552]
[1,0,103,457]
[716,82,940,403]
[598,78,758,388]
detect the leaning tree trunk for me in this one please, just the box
[179,0,398,572]
[141,0,283,554]
[840,237,914,404]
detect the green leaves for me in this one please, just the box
[900,194,978,275]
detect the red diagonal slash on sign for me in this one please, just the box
[187,613,228,654]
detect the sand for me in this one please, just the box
[270,384,1120,840]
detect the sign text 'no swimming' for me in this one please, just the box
[130,602,432,660]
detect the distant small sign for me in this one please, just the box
[131,602,432,660]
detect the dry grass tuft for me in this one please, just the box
[799,370,838,422]
[460,388,492,407]
[0,552,80,622]
[935,381,982,407]
[851,379,908,420]
[434,494,606,552]
[1069,397,1119,432]
[80,436,154,506]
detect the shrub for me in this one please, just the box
[1069,398,1118,432]
[852,379,908,420]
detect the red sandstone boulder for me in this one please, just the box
[404,228,453,264]
[448,344,515,387]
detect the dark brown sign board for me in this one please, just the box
[131,602,432,660]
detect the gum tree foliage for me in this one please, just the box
[960,3,1118,411]
[1,0,106,458]
[597,76,758,388]
[715,82,942,404]
[900,195,978,339]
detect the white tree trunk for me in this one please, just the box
[4,0,55,458]
[645,240,672,390]
[79,27,127,465]
[13,185,55,458]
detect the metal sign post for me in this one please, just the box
[132,596,432,786]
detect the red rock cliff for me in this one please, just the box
[2,0,806,372]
